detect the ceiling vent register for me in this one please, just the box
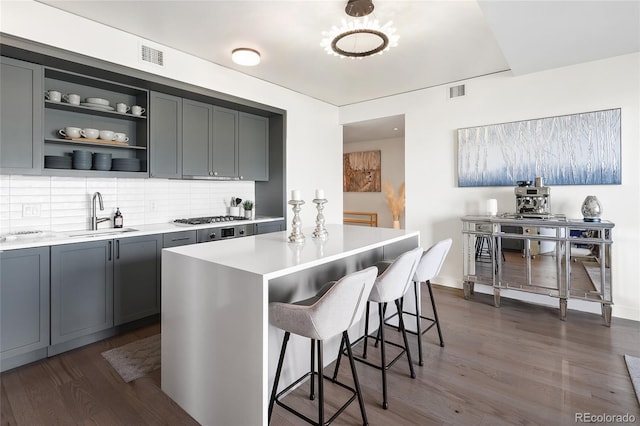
[449,84,466,98]
[141,45,164,66]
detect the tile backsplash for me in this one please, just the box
[0,175,255,234]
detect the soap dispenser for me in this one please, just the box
[114,208,123,228]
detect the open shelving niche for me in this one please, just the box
[43,67,149,176]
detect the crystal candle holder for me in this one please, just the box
[312,198,328,239]
[288,199,305,243]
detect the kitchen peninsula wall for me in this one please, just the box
[0,175,255,234]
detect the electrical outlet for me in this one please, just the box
[22,204,42,217]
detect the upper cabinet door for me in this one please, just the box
[0,57,43,175]
[149,91,182,178]
[182,99,212,177]
[238,112,269,181]
[212,106,238,178]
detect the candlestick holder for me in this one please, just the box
[312,198,328,239]
[288,200,305,243]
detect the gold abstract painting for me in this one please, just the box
[343,150,381,192]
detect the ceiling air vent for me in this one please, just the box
[141,45,164,66]
[449,84,466,99]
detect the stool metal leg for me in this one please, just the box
[396,299,416,380]
[378,302,389,409]
[414,281,424,366]
[331,336,345,381]
[310,339,316,400]
[317,340,324,426]
[427,280,444,348]
[362,302,370,359]
[343,331,368,426]
[269,331,290,423]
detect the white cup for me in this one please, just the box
[116,103,130,113]
[63,93,81,105]
[131,105,145,116]
[99,130,115,141]
[58,126,82,138]
[113,132,129,143]
[80,128,99,139]
[45,90,62,102]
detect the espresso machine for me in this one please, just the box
[514,178,551,217]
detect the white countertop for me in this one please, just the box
[164,224,420,279]
[0,216,284,251]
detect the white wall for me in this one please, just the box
[0,0,342,231]
[340,53,640,321]
[343,137,405,228]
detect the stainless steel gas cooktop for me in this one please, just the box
[172,215,248,226]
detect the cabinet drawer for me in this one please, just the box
[163,230,196,247]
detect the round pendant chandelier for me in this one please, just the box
[321,0,399,59]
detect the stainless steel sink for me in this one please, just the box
[66,228,138,238]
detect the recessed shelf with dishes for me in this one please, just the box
[43,66,148,176]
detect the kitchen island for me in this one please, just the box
[161,224,419,425]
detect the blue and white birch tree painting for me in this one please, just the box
[457,109,621,187]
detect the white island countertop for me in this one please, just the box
[165,224,420,279]
[161,224,420,426]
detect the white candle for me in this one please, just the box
[291,189,301,201]
[486,199,498,216]
[315,189,325,200]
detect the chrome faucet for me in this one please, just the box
[91,192,111,230]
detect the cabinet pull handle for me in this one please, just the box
[116,240,120,259]
[108,241,112,261]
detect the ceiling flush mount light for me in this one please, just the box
[321,17,399,59]
[231,48,261,66]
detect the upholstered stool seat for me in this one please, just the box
[333,247,423,409]
[268,266,378,426]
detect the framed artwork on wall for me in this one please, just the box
[344,150,381,192]
[457,108,621,187]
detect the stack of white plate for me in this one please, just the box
[81,97,114,111]
[111,158,140,172]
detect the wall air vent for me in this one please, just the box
[141,45,164,66]
[449,84,466,98]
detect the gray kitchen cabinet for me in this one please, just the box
[163,230,197,247]
[150,91,182,178]
[238,112,269,181]
[182,99,212,177]
[0,56,43,175]
[255,220,285,235]
[51,240,114,346]
[212,106,239,177]
[182,100,238,178]
[114,234,162,326]
[0,247,50,371]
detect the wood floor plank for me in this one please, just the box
[1,286,638,425]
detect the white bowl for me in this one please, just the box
[85,97,110,106]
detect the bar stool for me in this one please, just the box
[391,238,452,366]
[333,247,423,409]
[268,266,378,426]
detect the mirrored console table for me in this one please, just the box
[461,215,614,326]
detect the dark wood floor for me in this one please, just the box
[2,285,638,425]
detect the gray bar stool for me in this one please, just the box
[390,238,452,365]
[333,247,423,409]
[268,266,378,426]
